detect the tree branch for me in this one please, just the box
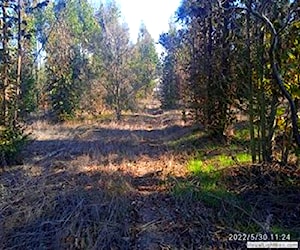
[218,1,300,147]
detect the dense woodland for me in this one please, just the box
[0,0,159,164]
[0,0,299,248]
[159,0,300,164]
[0,0,299,165]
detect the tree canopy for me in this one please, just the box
[0,0,299,165]
[158,0,299,164]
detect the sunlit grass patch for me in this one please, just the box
[172,150,252,207]
[199,152,252,169]
[187,159,204,174]
[168,130,204,147]
[236,152,252,163]
[217,155,234,167]
[171,155,235,207]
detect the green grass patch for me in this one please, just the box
[236,152,252,163]
[173,156,236,207]
[218,155,234,167]
[187,159,202,174]
[170,137,298,240]
[271,225,299,239]
[172,150,252,208]
[168,131,204,147]
[234,128,250,141]
[199,152,252,169]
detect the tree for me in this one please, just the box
[174,0,236,137]
[160,0,299,163]
[158,23,182,109]
[95,1,138,120]
[132,22,159,99]
[42,0,99,121]
[0,0,49,165]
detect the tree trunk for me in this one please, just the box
[1,2,9,127]
[15,0,23,126]
[257,30,268,162]
[246,1,256,163]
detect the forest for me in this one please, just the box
[0,0,299,249]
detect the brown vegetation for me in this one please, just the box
[1,102,299,249]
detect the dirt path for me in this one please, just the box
[2,99,207,249]
[2,100,299,249]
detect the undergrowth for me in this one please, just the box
[170,143,300,247]
[0,126,28,166]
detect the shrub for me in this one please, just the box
[0,126,28,166]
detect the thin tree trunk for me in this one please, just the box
[15,0,22,125]
[1,2,9,127]
[266,94,278,161]
[206,4,213,130]
[246,1,256,163]
[257,30,268,162]
[220,1,230,137]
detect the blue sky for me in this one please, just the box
[89,0,182,43]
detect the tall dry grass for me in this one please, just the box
[1,109,195,249]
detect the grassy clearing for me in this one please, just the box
[1,108,194,249]
[2,112,299,249]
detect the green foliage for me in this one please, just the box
[20,77,38,114]
[94,2,159,119]
[164,0,237,135]
[0,0,48,166]
[43,0,98,121]
[132,23,159,99]
[173,156,235,207]
[160,0,300,162]
[158,27,181,109]
[0,126,28,166]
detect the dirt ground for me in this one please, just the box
[1,100,212,249]
[1,99,299,249]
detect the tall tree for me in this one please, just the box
[161,0,299,162]
[43,0,99,121]
[95,1,137,120]
[0,0,49,165]
[132,23,159,99]
[159,23,181,109]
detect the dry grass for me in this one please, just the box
[1,105,201,249]
[0,167,133,249]
[2,103,298,249]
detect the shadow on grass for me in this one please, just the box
[0,169,133,249]
[1,166,215,249]
[24,125,193,167]
[170,162,300,246]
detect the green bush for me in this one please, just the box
[0,126,28,166]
